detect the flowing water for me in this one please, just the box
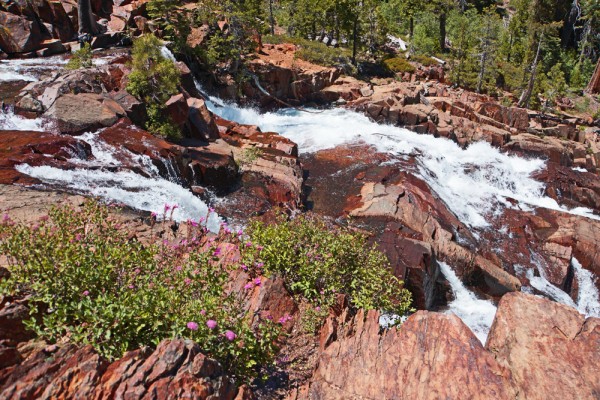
[438,261,497,344]
[204,94,599,229]
[2,54,600,338]
[201,88,600,339]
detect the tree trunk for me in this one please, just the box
[352,16,358,65]
[518,34,543,108]
[585,58,600,94]
[439,13,447,52]
[409,16,414,38]
[78,0,99,36]
[269,0,275,35]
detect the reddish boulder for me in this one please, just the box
[187,97,220,141]
[486,292,600,400]
[0,11,48,54]
[297,309,517,399]
[165,93,189,128]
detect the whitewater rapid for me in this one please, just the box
[204,94,599,229]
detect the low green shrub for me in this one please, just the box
[0,202,280,380]
[263,34,352,68]
[383,57,416,74]
[66,43,93,70]
[411,54,438,66]
[240,213,412,319]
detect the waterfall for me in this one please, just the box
[200,90,600,229]
[439,262,497,344]
[12,128,221,232]
[522,257,600,318]
[571,257,600,318]
[0,108,47,131]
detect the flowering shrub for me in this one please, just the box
[240,213,412,319]
[0,201,279,380]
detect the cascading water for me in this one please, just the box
[13,129,221,231]
[198,83,600,336]
[522,257,600,318]
[438,262,497,344]
[0,108,47,131]
[202,92,599,229]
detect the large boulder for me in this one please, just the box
[187,97,220,141]
[486,292,600,400]
[294,309,517,399]
[45,93,125,134]
[0,11,47,54]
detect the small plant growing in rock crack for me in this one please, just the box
[66,43,93,70]
[236,146,263,170]
[0,201,280,381]
[239,212,413,329]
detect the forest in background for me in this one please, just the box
[146,0,599,112]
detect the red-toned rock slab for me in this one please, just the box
[486,292,600,400]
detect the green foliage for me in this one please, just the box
[66,43,93,70]
[412,12,440,55]
[411,54,437,66]
[240,213,412,319]
[383,57,415,73]
[0,202,280,380]
[147,0,191,54]
[126,35,182,141]
[543,63,567,105]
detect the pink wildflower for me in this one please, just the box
[213,247,221,257]
[187,321,199,331]
[278,314,292,325]
[254,278,262,287]
[244,282,253,290]
[184,278,192,285]
[224,330,236,341]
[164,204,171,212]
[200,309,206,316]
[82,290,90,296]
[206,320,217,330]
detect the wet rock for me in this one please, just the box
[0,130,92,185]
[297,309,517,399]
[45,93,125,134]
[377,223,441,310]
[486,292,600,400]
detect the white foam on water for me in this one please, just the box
[438,261,497,344]
[13,127,221,232]
[203,92,600,228]
[525,268,578,308]
[0,110,46,131]
[571,257,600,318]
[15,163,221,232]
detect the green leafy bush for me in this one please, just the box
[0,202,279,380]
[240,213,412,318]
[383,57,416,74]
[126,35,182,141]
[66,43,93,70]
